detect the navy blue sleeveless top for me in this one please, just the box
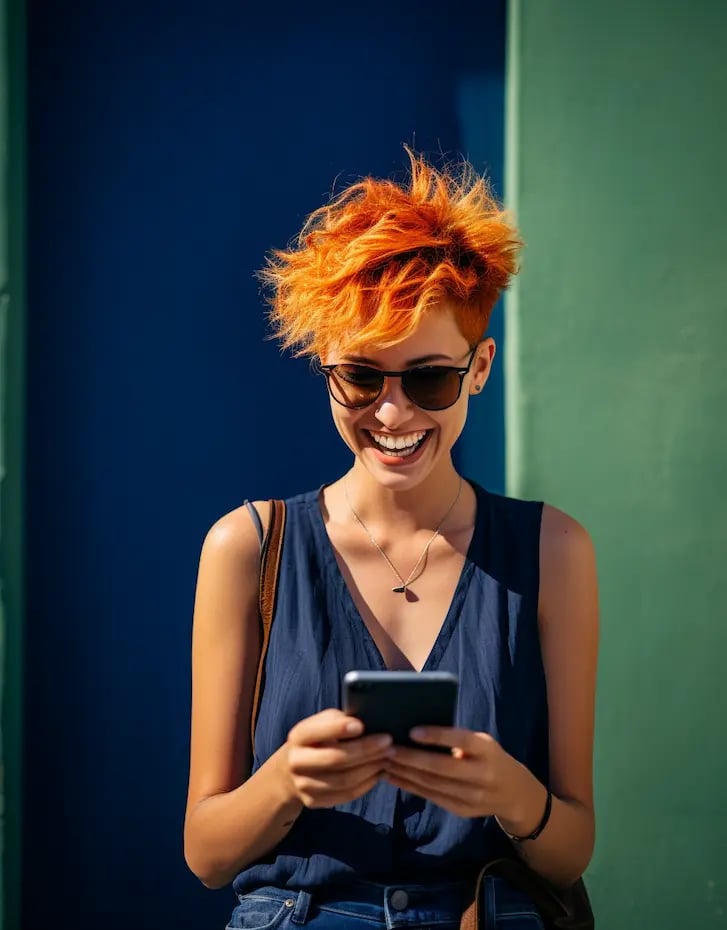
[232,480,548,895]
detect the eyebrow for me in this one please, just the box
[340,353,454,367]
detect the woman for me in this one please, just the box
[184,149,598,929]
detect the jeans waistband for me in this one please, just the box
[246,879,468,927]
[319,877,468,902]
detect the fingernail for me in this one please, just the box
[410,727,426,740]
[346,721,364,735]
[375,734,393,748]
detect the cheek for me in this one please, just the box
[439,397,469,438]
[442,405,470,450]
[329,402,359,446]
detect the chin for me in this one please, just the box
[363,457,435,491]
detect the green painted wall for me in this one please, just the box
[506,1,727,925]
[1,0,24,927]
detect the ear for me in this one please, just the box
[469,338,496,395]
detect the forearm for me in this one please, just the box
[496,764,594,888]
[184,745,303,889]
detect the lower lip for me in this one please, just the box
[367,431,431,467]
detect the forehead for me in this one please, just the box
[329,306,470,366]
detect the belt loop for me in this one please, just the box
[291,889,312,924]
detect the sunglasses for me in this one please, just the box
[314,348,477,411]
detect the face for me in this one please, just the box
[320,304,495,492]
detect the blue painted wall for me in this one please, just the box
[24,3,505,927]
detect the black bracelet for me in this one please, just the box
[499,787,553,842]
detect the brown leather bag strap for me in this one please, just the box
[459,857,593,930]
[249,498,286,756]
[459,864,485,930]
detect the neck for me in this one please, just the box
[343,460,463,531]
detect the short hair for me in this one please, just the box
[259,146,522,358]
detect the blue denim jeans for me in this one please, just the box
[225,878,546,930]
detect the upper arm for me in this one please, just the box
[184,500,271,820]
[538,505,599,811]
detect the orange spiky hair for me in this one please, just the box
[259,146,522,358]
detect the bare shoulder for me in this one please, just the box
[539,504,598,625]
[200,500,271,565]
[192,500,272,630]
[540,504,596,569]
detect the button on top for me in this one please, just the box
[374,823,391,836]
[390,889,409,911]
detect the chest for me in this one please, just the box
[329,529,473,672]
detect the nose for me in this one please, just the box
[373,376,416,430]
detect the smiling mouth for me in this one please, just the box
[366,429,430,458]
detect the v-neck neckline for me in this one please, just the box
[309,480,484,673]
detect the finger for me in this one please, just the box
[305,771,385,808]
[385,757,494,807]
[295,762,387,803]
[385,750,496,795]
[298,760,387,792]
[383,770,480,817]
[409,726,491,755]
[324,772,385,806]
[384,761,472,797]
[290,735,393,774]
[385,745,458,775]
[288,709,364,746]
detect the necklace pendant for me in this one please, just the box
[392,584,407,594]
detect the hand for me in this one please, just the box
[382,726,535,821]
[283,709,393,809]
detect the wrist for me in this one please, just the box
[495,763,550,840]
[270,743,305,819]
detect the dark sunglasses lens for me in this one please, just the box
[403,367,462,410]
[327,365,383,407]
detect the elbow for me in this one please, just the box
[556,824,595,889]
[184,823,238,890]
[184,844,235,890]
[200,873,232,891]
[552,860,590,891]
[531,806,595,890]
[576,813,596,876]
[541,851,592,891]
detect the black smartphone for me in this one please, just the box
[342,670,458,753]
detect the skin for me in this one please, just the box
[184,303,598,891]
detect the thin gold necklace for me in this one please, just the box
[343,476,463,594]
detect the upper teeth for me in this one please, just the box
[370,430,426,450]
